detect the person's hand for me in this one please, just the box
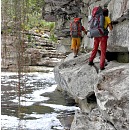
[85,31,88,35]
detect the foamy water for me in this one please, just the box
[1,72,79,130]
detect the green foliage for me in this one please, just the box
[49,22,55,32]
[49,34,58,43]
[2,0,57,43]
[28,0,45,13]
[27,34,32,42]
[25,14,55,32]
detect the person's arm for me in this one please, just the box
[108,23,113,31]
[106,17,113,31]
[70,23,72,37]
[84,30,88,35]
[82,26,88,35]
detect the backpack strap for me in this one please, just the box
[98,28,104,35]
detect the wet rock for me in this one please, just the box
[37,58,62,67]
[58,114,74,130]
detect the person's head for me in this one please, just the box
[74,17,82,22]
[79,17,82,20]
[103,9,109,16]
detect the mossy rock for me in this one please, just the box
[117,52,129,63]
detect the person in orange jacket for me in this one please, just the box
[70,18,87,58]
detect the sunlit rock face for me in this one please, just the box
[43,0,129,52]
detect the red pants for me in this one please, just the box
[89,36,108,69]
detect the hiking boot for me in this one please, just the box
[100,67,105,70]
[74,55,78,58]
[98,67,105,73]
[88,61,94,66]
[105,61,108,66]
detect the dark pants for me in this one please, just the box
[89,36,108,69]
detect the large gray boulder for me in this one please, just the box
[107,20,129,52]
[54,53,129,130]
[95,62,129,130]
[54,53,98,100]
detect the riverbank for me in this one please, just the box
[1,71,79,130]
[1,30,66,72]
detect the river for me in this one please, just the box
[1,70,79,130]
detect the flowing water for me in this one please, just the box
[1,70,79,130]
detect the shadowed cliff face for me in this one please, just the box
[43,0,83,38]
[43,0,82,22]
[42,0,129,52]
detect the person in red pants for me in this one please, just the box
[88,9,113,70]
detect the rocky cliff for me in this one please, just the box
[1,31,66,72]
[54,53,129,130]
[43,0,129,53]
[43,0,129,130]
